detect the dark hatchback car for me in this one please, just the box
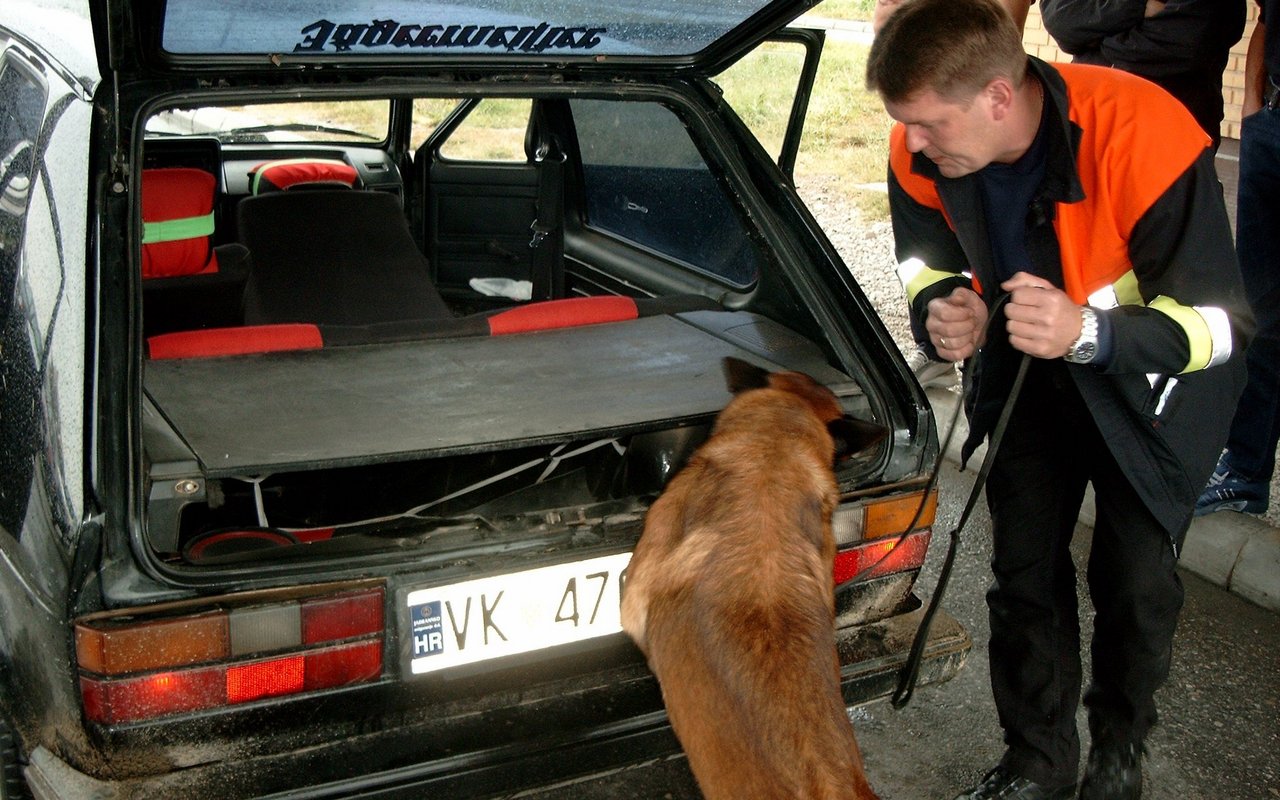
[0,0,969,797]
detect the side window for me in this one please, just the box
[416,98,530,162]
[410,98,461,150]
[570,99,763,287]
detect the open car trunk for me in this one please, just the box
[142,309,880,566]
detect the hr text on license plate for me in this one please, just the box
[406,552,632,674]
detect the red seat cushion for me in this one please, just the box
[148,324,324,359]
[486,296,639,335]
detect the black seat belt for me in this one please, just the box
[529,145,565,300]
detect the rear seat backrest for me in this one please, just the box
[140,167,250,336]
[237,189,451,326]
[141,167,219,278]
[144,295,722,357]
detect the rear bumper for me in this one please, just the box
[25,608,969,800]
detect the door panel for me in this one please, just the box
[414,97,560,302]
[428,161,539,293]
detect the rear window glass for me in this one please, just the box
[145,101,389,144]
[160,0,777,58]
[572,99,763,287]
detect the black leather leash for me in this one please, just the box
[828,292,1031,708]
[891,348,1030,708]
[833,294,1018,594]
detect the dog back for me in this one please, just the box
[621,359,883,800]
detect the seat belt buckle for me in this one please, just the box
[529,220,550,248]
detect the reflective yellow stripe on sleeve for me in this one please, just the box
[897,257,962,305]
[1148,296,1233,373]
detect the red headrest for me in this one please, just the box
[140,168,218,278]
[249,159,359,194]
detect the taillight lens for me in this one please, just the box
[76,584,384,724]
[832,489,937,584]
[834,530,932,584]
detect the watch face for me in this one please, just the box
[1076,342,1097,361]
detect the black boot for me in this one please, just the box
[1078,741,1143,799]
[952,766,1077,800]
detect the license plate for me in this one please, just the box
[405,552,632,674]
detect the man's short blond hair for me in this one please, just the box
[866,0,1028,104]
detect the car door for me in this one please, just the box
[413,97,564,305]
[0,19,98,782]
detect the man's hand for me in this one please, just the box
[1144,0,1166,17]
[872,0,907,33]
[1001,272,1083,358]
[925,287,987,360]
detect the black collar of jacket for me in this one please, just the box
[908,56,1085,207]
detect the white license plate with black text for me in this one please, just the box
[406,552,632,674]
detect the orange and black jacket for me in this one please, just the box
[889,58,1254,540]
[1039,0,1247,146]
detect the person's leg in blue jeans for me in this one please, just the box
[1197,107,1280,515]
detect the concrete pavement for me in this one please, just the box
[924,386,1280,614]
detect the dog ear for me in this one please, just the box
[722,357,771,394]
[828,417,890,461]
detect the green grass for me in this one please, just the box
[810,0,877,20]
[717,38,892,217]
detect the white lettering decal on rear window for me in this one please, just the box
[294,20,608,53]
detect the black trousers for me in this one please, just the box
[983,359,1185,789]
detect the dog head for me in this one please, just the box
[722,357,888,460]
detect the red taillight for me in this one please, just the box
[302,591,384,643]
[305,640,382,689]
[227,655,305,703]
[834,530,932,584]
[81,666,224,724]
[76,584,384,724]
[832,489,936,584]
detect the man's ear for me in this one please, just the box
[828,417,890,461]
[722,357,771,394]
[986,76,1015,120]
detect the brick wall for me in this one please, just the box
[1023,3,1260,142]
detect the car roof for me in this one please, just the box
[101,0,815,77]
[0,0,99,95]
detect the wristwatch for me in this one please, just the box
[1063,306,1100,364]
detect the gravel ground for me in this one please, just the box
[798,178,916,356]
[797,175,1280,527]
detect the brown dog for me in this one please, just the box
[621,357,887,800]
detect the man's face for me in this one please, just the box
[884,87,996,178]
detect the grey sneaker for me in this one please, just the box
[906,345,958,389]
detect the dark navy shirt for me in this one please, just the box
[978,82,1114,364]
[978,92,1049,284]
